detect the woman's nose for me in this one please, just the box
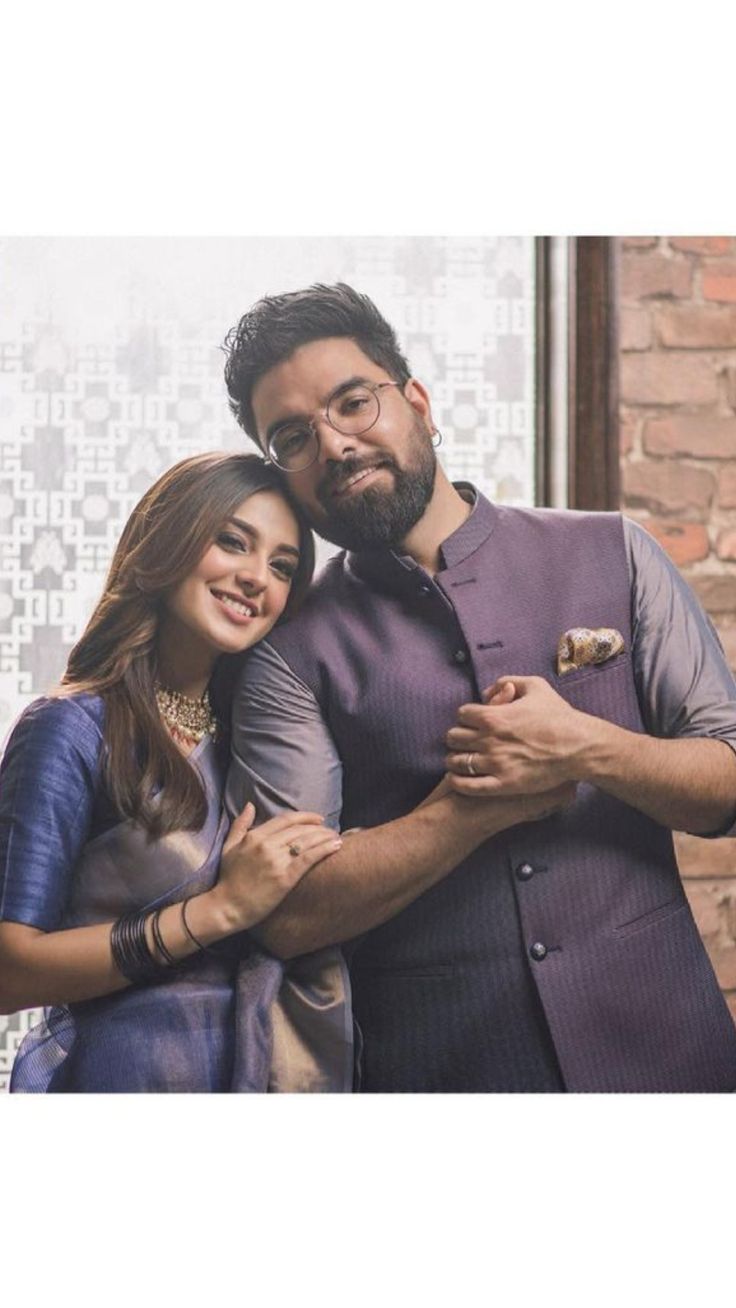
[235,559,268,593]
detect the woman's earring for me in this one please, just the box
[432,427,443,448]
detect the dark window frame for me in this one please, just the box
[535,236,619,511]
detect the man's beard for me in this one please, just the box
[305,418,437,552]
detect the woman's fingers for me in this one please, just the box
[222,801,255,854]
[224,808,327,854]
[254,810,327,836]
[271,822,340,854]
[289,832,344,877]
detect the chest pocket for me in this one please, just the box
[550,652,641,730]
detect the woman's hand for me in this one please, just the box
[213,804,343,932]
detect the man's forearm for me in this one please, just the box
[577,722,736,834]
[252,785,572,959]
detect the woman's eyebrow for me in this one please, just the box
[227,517,300,559]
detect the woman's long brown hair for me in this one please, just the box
[58,452,314,839]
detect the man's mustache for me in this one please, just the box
[317,457,397,505]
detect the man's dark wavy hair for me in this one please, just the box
[222,282,412,446]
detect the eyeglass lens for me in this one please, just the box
[269,385,381,471]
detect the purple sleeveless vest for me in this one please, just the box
[267,494,736,1092]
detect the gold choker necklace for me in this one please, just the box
[155,683,218,745]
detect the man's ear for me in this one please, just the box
[403,377,434,430]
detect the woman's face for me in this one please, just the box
[164,489,302,657]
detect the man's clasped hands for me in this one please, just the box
[442,675,599,816]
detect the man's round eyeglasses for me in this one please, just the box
[265,380,403,473]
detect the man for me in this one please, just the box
[223,282,736,1092]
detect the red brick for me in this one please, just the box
[706,941,736,991]
[718,465,736,508]
[702,261,736,303]
[622,460,715,517]
[621,253,692,301]
[669,237,733,256]
[685,881,730,942]
[684,881,736,989]
[638,518,710,566]
[643,415,736,460]
[677,832,736,878]
[619,414,638,456]
[620,353,718,406]
[621,237,658,250]
[716,530,736,561]
[691,574,736,613]
[620,306,652,351]
[726,368,736,412]
[656,304,736,349]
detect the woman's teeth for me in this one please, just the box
[213,591,254,617]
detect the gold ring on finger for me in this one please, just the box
[288,842,301,857]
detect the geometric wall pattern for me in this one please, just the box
[0,235,536,1089]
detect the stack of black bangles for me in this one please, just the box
[110,900,213,985]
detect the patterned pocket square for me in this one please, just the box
[557,627,625,675]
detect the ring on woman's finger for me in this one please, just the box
[288,842,301,857]
[465,752,480,777]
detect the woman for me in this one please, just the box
[0,452,344,1092]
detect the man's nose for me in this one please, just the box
[314,414,359,463]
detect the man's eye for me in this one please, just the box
[340,393,371,415]
[276,428,309,456]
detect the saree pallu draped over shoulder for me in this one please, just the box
[10,736,353,1093]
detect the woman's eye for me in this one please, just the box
[218,532,247,552]
[271,560,296,582]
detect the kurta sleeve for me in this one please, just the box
[0,696,104,930]
[624,517,736,837]
[625,518,736,748]
[226,640,343,831]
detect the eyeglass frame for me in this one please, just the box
[263,379,405,473]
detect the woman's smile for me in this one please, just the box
[209,587,259,623]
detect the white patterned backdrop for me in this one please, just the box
[0,235,536,1089]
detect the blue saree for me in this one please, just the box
[0,695,353,1093]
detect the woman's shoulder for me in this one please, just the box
[18,689,105,729]
[4,691,106,763]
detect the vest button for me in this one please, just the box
[419,584,431,597]
[529,942,548,962]
[453,649,468,664]
[516,862,535,881]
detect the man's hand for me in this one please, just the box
[445,675,593,796]
[463,780,579,831]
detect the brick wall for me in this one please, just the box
[618,235,736,1022]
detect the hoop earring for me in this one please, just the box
[432,427,443,449]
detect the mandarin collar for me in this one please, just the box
[346,484,498,586]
